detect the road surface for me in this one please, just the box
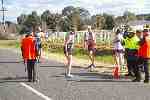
[0,48,150,100]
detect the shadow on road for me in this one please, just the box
[75,79,131,82]
[0,61,22,64]
[96,65,113,69]
[0,76,28,83]
[40,65,113,69]
[57,72,133,83]
[40,65,82,68]
[72,72,113,79]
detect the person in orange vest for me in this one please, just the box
[134,29,150,83]
[21,33,38,82]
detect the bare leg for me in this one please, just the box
[114,52,120,67]
[67,55,72,75]
[88,51,95,71]
[120,53,125,70]
[64,53,69,74]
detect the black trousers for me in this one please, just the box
[143,58,150,80]
[127,56,138,75]
[126,49,138,75]
[27,59,36,81]
[135,57,150,81]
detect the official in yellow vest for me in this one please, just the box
[123,29,140,77]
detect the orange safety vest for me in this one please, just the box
[21,36,37,60]
[138,35,150,58]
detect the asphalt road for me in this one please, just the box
[0,48,150,100]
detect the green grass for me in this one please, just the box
[0,40,114,64]
[0,40,20,48]
[96,55,114,64]
[46,47,114,64]
[74,50,114,64]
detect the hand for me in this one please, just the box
[84,45,88,50]
[23,59,26,64]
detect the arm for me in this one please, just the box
[83,33,88,49]
[93,33,96,43]
[20,39,26,64]
[64,34,70,52]
[20,39,24,59]
[41,32,45,41]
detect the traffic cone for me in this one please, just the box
[113,66,120,79]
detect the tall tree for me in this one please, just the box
[24,11,41,31]
[62,6,75,16]
[41,10,51,22]
[61,6,90,31]
[103,13,115,30]
[91,14,105,30]
[123,11,137,24]
[17,14,27,25]
[115,16,126,26]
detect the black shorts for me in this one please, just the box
[36,43,42,56]
[113,49,124,54]
[36,42,42,49]
[87,41,96,53]
[88,47,96,53]
[64,43,73,55]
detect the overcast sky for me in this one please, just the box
[1,0,150,22]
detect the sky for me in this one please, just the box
[0,0,150,23]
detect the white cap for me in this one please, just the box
[147,32,150,35]
[38,27,42,31]
[87,25,91,29]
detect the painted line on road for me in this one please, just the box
[20,82,52,100]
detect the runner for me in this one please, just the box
[64,28,76,78]
[113,29,125,72]
[34,27,45,62]
[84,26,96,71]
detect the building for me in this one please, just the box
[128,20,150,30]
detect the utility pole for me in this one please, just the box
[0,0,7,32]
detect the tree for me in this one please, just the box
[17,11,41,34]
[47,13,61,31]
[61,6,90,31]
[17,14,27,25]
[103,13,115,30]
[123,11,137,24]
[77,7,91,30]
[41,10,51,22]
[41,10,62,31]
[91,15,105,30]
[145,14,150,20]
[115,16,126,26]
[62,6,75,16]
[24,11,41,31]
[58,17,71,32]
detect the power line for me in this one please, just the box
[0,0,8,32]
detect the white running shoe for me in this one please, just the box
[65,74,74,78]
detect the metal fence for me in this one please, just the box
[47,30,114,46]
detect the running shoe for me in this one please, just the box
[85,64,92,69]
[65,74,74,78]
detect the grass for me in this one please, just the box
[0,40,114,64]
[0,40,20,48]
[44,46,114,64]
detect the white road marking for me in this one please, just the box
[20,82,52,100]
